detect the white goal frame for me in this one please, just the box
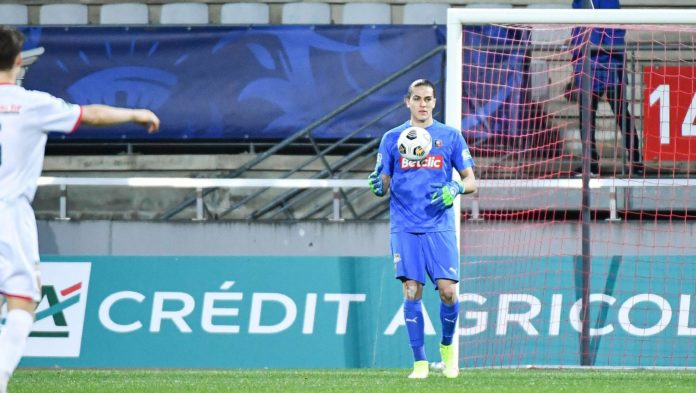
[445,7,696,371]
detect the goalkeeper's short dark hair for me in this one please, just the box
[0,26,24,71]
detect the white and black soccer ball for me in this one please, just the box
[397,126,432,162]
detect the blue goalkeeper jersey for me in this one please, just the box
[378,120,475,233]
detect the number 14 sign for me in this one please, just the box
[644,66,696,161]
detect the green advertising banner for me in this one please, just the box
[459,255,696,368]
[23,256,441,368]
[20,255,696,368]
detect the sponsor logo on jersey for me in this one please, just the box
[0,104,21,114]
[400,155,443,170]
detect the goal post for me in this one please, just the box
[446,8,696,368]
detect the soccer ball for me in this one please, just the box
[397,126,432,162]
[430,361,445,371]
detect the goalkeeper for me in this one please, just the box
[368,79,476,379]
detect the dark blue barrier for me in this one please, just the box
[19,26,445,141]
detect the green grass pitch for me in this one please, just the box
[10,368,696,392]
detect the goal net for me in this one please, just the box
[446,8,696,368]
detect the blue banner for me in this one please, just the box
[462,26,530,140]
[19,26,445,141]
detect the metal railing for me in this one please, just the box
[38,176,696,221]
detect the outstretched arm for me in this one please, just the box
[81,105,160,133]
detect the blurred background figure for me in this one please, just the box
[566,0,643,176]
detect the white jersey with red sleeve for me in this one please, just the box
[0,83,82,202]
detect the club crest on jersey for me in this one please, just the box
[393,253,401,263]
[435,139,443,148]
[400,155,443,169]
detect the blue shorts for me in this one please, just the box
[391,231,459,288]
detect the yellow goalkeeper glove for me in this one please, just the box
[368,162,385,197]
[430,180,465,209]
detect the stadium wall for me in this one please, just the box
[37,219,692,257]
[37,220,391,256]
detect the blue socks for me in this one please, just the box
[440,301,459,346]
[403,299,426,361]
[404,300,460,359]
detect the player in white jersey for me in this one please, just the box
[368,79,477,379]
[0,26,159,392]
